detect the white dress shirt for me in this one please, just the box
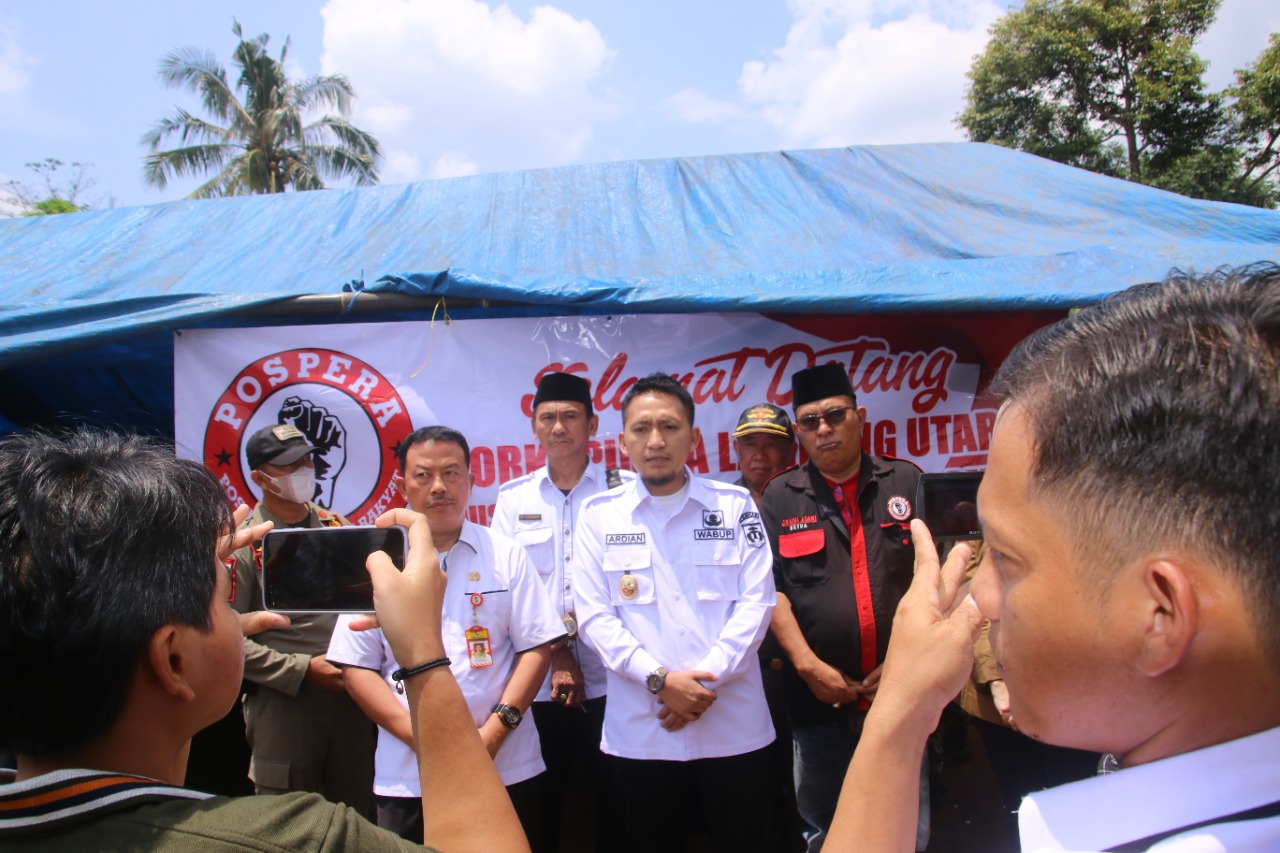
[1018,725,1280,851]
[573,469,776,761]
[326,520,564,793]
[492,461,633,702]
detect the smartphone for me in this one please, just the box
[916,472,983,541]
[260,525,408,613]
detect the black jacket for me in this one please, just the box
[759,453,921,727]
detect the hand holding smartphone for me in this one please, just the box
[260,525,408,613]
[915,472,983,541]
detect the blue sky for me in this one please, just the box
[2,0,1276,209]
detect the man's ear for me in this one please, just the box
[1137,558,1198,678]
[393,473,407,500]
[588,414,599,438]
[146,625,197,703]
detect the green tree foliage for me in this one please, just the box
[958,0,1278,207]
[1228,33,1280,203]
[1,159,101,217]
[143,21,382,198]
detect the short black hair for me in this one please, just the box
[0,429,232,758]
[396,425,471,470]
[992,263,1280,669]
[620,373,695,426]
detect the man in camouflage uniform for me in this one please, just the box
[228,424,375,815]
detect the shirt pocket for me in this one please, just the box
[602,547,655,606]
[512,524,555,576]
[880,521,913,550]
[694,539,742,601]
[778,527,829,588]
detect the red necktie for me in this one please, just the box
[830,480,877,711]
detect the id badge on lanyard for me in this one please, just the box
[466,591,493,668]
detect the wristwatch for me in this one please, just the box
[491,703,523,729]
[646,667,669,695]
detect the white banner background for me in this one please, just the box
[175,312,1027,525]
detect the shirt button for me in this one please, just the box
[564,555,571,562]
[673,592,681,600]
[678,628,686,635]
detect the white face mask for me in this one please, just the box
[262,466,316,504]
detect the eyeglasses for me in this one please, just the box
[794,406,855,433]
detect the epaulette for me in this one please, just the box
[316,507,346,527]
[498,471,536,492]
[871,454,925,476]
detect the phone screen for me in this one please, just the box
[260,525,407,613]
[916,472,983,541]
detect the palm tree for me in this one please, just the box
[143,21,381,198]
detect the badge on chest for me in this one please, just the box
[465,591,492,667]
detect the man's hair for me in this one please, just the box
[0,429,232,757]
[620,373,695,426]
[991,263,1280,667]
[396,425,471,470]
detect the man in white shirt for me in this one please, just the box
[828,265,1280,852]
[574,372,777,852]
[328,426,564,845]
[492,372,630,852]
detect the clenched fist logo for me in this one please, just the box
[278,396,346,509]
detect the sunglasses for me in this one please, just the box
[794,406,855,433]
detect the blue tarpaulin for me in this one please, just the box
[1,142,1278,432]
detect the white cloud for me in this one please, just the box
[431,150,479,179]
[383,149,423,183]
[736,0,1007,147]
[319,0,618,180]
[663,87,750,124]
[361,99,414,134]
[0,22,34,95]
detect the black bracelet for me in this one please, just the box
[391,656,451,694]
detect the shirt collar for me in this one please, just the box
[535,460,601,493]
[1018,725,1280,850]
[253,501,315,529]
[623,467,712,513]
[450,519,481,555]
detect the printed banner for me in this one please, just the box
[174,310,1060,525]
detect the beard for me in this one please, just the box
[641,469,686,492]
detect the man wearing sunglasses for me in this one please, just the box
[758,362,926,852]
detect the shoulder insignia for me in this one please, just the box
[498,471,535,491]
[316,507,347,527]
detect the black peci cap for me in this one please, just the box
[532,372,594,414]
[791,362,856,410]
